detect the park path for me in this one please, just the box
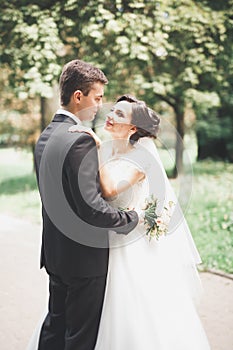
[0,214,232,350]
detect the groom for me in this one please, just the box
[34,59,139,350]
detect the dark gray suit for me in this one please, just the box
[34,113,138,349]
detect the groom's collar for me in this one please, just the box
[56,108,83,125]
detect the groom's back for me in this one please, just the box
[34,114,109,280]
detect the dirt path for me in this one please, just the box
[197,273,233,350]
[0,214,232,350]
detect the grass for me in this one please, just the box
[186,160,233,274]
[0,148,232,273]
[0,148,41,223]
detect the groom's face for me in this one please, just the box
[76,82,105,121]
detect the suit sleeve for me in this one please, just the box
[62,133,139,234]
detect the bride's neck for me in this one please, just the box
[111,138,132,156]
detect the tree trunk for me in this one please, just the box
[173,103,185,178]
[40,86,60,132]
[31,142,36,172]
[40,96,46,132]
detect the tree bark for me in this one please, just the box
[31,142,36,172]
[173,103,185,178]
[153,93,185,178]
[40,96,46,132]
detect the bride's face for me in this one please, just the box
[104,101,136,139]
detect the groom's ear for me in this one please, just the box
[73,90,83,104]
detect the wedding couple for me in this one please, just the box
[29,59,210,349]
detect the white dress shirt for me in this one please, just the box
[56,108,82,125]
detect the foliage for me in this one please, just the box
[194,0,233,161]
[52,0,229,172]
[0,112,40,148]
[1,0,228,102]
[0,0,232,165]
[0,1,63,98]
[0,76,40,148]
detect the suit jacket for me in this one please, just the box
[34,113,138,279]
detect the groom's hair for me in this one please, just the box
[116,94,160,142]
[59,59,108,106]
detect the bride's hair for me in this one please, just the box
[116,94,160,143]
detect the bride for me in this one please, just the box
[76,94,210,349]
[28,95,210,349]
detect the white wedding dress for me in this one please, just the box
[94,141,211,350]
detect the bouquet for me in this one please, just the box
[143,195,175,241]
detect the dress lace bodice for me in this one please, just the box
[106,159,149,210]
[101,144,151,209]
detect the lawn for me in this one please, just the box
[0,147,41,223]
[186,161,233,274]
[0,148,232,273]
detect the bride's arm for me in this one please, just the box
[99,163,145,199]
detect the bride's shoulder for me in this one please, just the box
[127,144,151,171]
[98,143,113,165]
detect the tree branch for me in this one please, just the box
[153,92,176,109]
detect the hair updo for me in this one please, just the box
[116,94,160,143]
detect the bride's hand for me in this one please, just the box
[68,125,102,148]
[127,206,145,224]
[134,208,145,224]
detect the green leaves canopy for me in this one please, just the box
[0,0,232,162]
[0,2,63,98]
[1,0,228,105]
